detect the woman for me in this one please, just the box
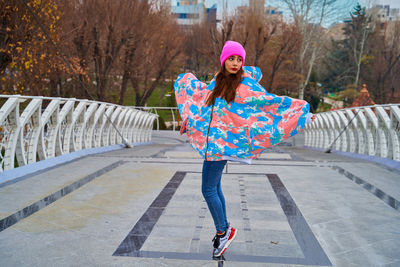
[175,41,313,257]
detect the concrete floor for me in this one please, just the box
[0,131,399,267]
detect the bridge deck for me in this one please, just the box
[0,131,399,267]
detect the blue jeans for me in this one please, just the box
[202,160,228,233]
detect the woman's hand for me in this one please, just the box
[305,113,315,124]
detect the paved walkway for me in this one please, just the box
[0,131,399,266]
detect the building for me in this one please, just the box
[206,5,217,25]
[176,0,198,6]
[171,0,217,27]
[327,23,346,41]
[235,3,283,21]
[236,6,248,20]
[370,4,400,22]
[265,6,283,20]
[351,84,375,107]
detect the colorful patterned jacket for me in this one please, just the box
[174,66,310,162]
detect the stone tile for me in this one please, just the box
[226,204,245,217]
[249,241,304,258]
[198,241,214,254]
[250,219,291,231]
[2,133,400,266]
[246,194,278,205]
[333,244,396,267]
[156,214,198,228]
[141,237,192,252]
[164,151,202,158]
[0,157,122,216]
[317,230,370,255]
[248,229,298,245]
[171,193,203,202]
[247,202,282,211]
[383,260,400,267]
[364,238,400,262]
[337,162,400,200]
[163,206,199,216]
[258,153,292,159]
[247,209,287,222]
[304,209,346,225]
[224,241,251,255]
[167,199,202,209]
[149,225,193,239]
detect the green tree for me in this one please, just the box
[343,3,373,86]
[304,71,322,112]
[321,3,374,94]
[321,39,353,92]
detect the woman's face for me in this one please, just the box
[224,55,242,74]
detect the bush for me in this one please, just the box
[340,85,359,106]
[316,102,332,112]
[153,116,167,130]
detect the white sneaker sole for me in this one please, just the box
[214,228,237,257]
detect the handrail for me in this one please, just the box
[0,95,158,172]
[129,104,400,162]
[130,106,179,131]
[303,104,400,161]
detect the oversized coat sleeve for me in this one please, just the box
[239,66,310,157]
[174,73,211,155]
[174,67,311,161]
[174,73,209,123]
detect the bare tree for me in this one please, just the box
[264,23,302,92]
[364,21,400,103]
[61,0,134,101]
[62,0,168,102]
[209,19,234,66]
[354,24,371,86]
[129,7,184,106]
[279,0,355,99]
[118,0,153,104]
[232,9,277,66]
[90,0,136,101]
[57,1,94,98]
[182,23,215,78]
[348,4,373,86]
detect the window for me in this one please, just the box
[174,13,199,19]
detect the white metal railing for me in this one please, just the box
[304,104,400,161]
[0,95,158,172]
[131,107,180,131]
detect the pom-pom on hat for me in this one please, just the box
[220,41,246,66]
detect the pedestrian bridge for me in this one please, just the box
[1,96,400,266]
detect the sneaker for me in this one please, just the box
[212,225,237,257]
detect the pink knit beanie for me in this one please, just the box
[220,41,246,67]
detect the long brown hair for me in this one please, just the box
[206,65,243,106]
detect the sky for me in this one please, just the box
[366,0,400,8]
[199,0,400,9]
[171,0,400,24]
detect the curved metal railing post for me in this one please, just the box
[129,106,178,131]
[0,95,157,172]
[304,104,400,162]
